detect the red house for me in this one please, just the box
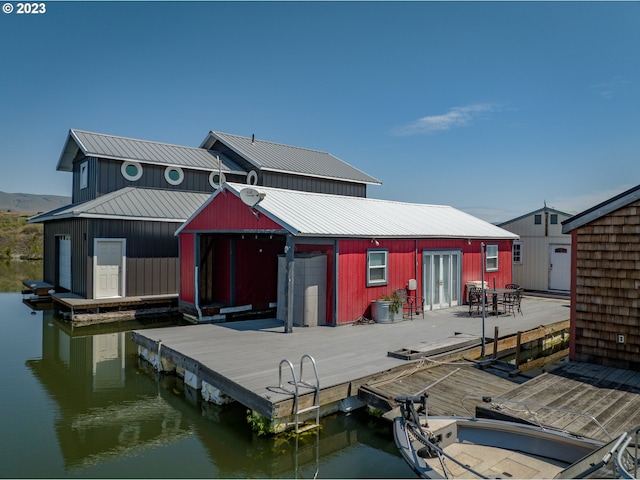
[177,183,518,327]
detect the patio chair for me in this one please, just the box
[395,288,425,319]
[468,286,485,316]
[502,288,523,316]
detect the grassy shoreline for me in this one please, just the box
[0,211,42,260]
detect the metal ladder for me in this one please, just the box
[279,354,320,433]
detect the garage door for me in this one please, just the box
[59,235,71,290]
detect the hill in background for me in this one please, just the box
[0,191,71,213]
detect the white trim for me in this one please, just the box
[93,238,126,299]
[485,244,499,272]
[367,249,388,286]
[246,170,258,185]
[80,161,88,189]
[422,249,462,310]
[164,166,184,185]
[512,240,523,265]
[209,171,226,189]
[121,161,143,181]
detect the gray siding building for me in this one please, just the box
[31,129,380,300]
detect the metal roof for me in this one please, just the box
[200,131,382,185]
[56,129,244,174]
[562,183,640,233]
[179,183,518,239]
[29,188,210,223]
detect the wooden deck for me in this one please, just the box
[22,279,179,323]
[132,295,575,431]
[476,361,640,442]
[51,292,179,323]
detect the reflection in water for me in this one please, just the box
[0,259,42,292]
[15,305,412,478]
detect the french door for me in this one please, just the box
[423,250,461,310]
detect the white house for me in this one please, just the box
[498,205,574,292]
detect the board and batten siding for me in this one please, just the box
[45,218,181,299]
[500,210,573,291]
[570,199,640,370]
[262,171,367,197]
[97,159,216,196]
[87,219,182,298]
[335,238,513,325]
[513,237,570,291]
[43,219,89,297]
[72,156,99,204]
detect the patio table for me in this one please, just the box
[484,288,517,315]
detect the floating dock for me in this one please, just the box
[132,296,586,433]
[22,279,178,323]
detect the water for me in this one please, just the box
[0,291,414,479]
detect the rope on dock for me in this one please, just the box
[352,316,375,325]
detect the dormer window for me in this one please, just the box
[121,161,143,181]
[164,167,184,186]
[80,161,88,189]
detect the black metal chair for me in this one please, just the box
[502,288,523,316]
[468,286,484,316]
[396,288,425,319]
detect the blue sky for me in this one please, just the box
[1,1,639,223]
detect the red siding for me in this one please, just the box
[180,233,195,304]
[179,191,514,327]
[212,237,231,303]
[235,238,285,306]
[181,192,284,232]
[336,238,513,325]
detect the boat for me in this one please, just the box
[393,394,640,479]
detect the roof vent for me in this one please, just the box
[251,133,255,143]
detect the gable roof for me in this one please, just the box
[178,183,518,240]
[562,184,640,233]
[56,129,243,174]
[200,131,381,186]
[29,187,210,223]
[498,205,575,227]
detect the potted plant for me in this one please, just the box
[371,291,404,323]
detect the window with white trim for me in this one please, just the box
[121,161,143,181]
[164,166,184,186]
[209,171,226,189]
[80,161,88,189]
[486,244,498,271]
[367,249,388,286]
[512,241,523,264]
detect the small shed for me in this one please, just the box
[177,183,518,326]
[562,184,640,370]
[498,205,574,292]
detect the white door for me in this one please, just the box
[58,235,71,290]
[549,245,571,291]
[95,240,124,298]
[423,251,461,310]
